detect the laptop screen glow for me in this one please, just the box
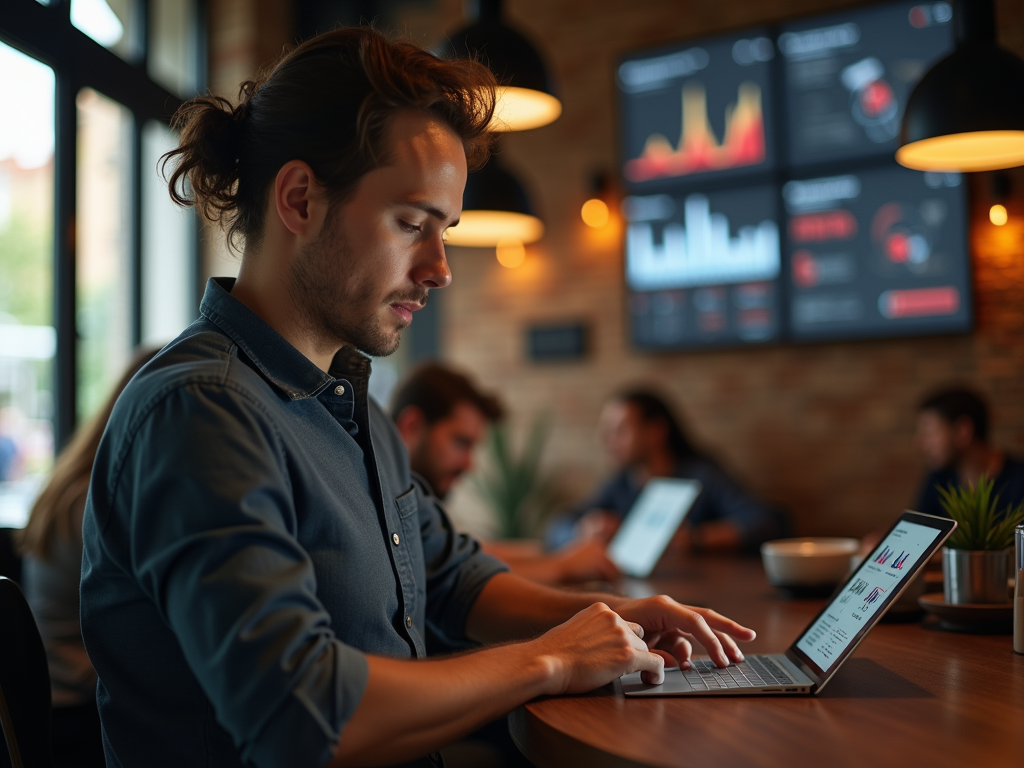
[794,519,942,674]
[608,479,701,578]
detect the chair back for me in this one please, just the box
[0,529,22,584]
[0,576,52,768]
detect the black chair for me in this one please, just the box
[0,529,23,585]
[0,576,52,768]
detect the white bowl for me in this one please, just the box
[760,537,860,589]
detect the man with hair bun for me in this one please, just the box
[81,27,754,768]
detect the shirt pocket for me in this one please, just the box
[395,486,419,520]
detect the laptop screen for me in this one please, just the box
[608,479,701,577]
[790,512,952,680]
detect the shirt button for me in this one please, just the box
[334,385,345,395]
[392,533,400,545]
[406,615,413,628]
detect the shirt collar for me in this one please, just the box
[199,277,372,400]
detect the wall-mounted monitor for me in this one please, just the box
[617,29,777,192]
[780,1,955,169]
[626,184,781,349]
[785,166,970,340]
[616,0,971,351]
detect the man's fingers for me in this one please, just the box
[696,608,757,642]
[683,610,728,667]
[626,621,644,640]
[657,630,693,668]
[715,629,745,662]
[636,650,667,685]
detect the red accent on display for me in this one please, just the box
[860,80,894,118]
[909,6,928,28]
[880,286,960,318]
[789,210,858,243]
[886,232,910,263]
[792,250,819,288]
[625,82,766,182]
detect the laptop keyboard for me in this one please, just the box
[681,655,794,690]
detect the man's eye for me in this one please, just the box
[399,220,422,233]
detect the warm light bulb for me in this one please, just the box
[990,204,1009,226]
[581,198,610,228]
[495,239,526,268]
[896,130,1024,172]
[489,87,562,132]
[444,210,545,247]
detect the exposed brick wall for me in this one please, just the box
[203,0,1024,538]
[409,0,1024,537]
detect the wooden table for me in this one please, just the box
[510,557,1024,768]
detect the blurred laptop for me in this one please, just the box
[620,509,956,696]
[607,478,701,579]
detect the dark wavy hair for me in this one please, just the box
[614,389,704,461]
[919,387,989,442]
[162,26,497,250]
[391,363,504,426]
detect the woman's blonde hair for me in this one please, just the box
[17,347,160,560]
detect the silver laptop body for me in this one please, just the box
[621,510,956,697]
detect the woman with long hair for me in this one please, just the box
[18,347,159,768]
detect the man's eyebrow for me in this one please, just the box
[401,200,458,226]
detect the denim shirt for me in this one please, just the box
[81,278,507,768]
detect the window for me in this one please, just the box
[0,0,203,525]
[0,40,55,526]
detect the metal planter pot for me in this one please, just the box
[943,547,1011,604]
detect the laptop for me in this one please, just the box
[607,478,702,578]
[620,509,956,696]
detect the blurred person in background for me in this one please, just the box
[391,362,618,586]
[16,347,158,768]
[548,388,788,554]
[915,387,1024,517]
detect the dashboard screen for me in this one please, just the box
[785,165,970,340]
[617,29,777,191]
[626,184,781,349]
[780,1,954,168]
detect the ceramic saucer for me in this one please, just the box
[918,593,1013,633]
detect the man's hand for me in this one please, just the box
[551,540,620,584]
[574,509,620,544]
[525,602,668,693]
[609,595,756,669]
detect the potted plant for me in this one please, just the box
[937,476,1024,604]
[472,417,553,539]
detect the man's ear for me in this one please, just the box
[394,406,428,448]
[273,160,328,237]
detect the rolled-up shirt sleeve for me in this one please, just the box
[410,475,508,651]
[114,381,367,768]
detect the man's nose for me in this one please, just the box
[414,237,452,289]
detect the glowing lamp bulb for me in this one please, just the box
[989,204,1009,226]
[495,239,526,269]
[581,198,610,228]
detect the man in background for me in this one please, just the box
[391,362,619,586]
[915,387,1024,516]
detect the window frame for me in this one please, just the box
[0,0,204,447]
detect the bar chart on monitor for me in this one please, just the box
[625,184,781,349]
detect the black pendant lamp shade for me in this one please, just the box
[444,159,544,246]
[897,0,1024,171]
[439,0,562,131]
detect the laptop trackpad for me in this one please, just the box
[620,667,691,695]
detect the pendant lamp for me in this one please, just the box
[897,0,1024,172]
[439,0,562,132]
[443,150,545,246]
